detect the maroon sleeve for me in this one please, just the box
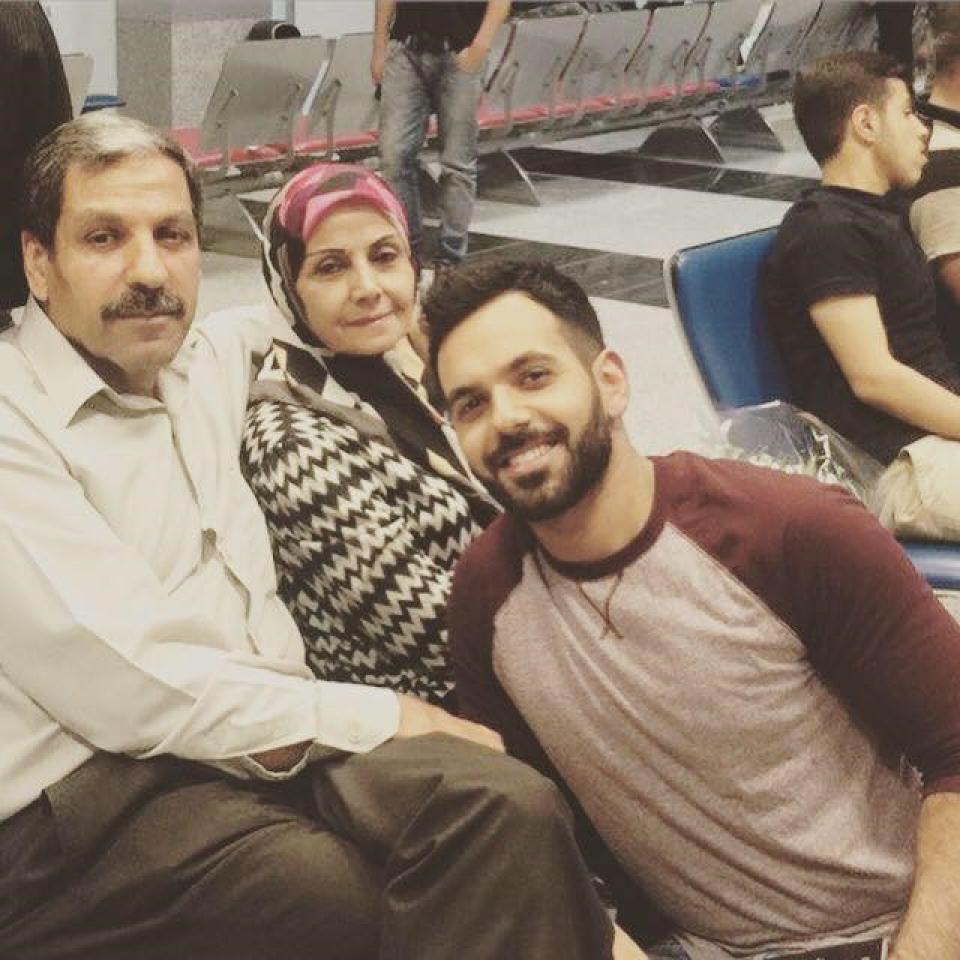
[783,488,960,795]
[669,454,960,796]
[448,516,566,775]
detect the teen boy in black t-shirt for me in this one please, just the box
[764,51,960,540]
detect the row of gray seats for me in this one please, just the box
[169,1,884,199]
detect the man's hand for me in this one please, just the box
[371,41,388,85]
[885,792,960,960]
[396,693,504,752]
[810,295,960,440]
[455,43,487,75]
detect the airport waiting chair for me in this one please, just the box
[664,227,960,591]
[639,0,782,160]
[618,8,657,114]
[472,14,587,205]
[672,0,753,109]
[706,0,785,152]
[800,0,878,62]
[695,0,769,99]
[480,14,587,139]
[759,0,822,94]
[476,20,517,137]
[555,8,651,127]
[297,32,381,159]
[170,36,332,184]
[632,2,723,161]
[633,0,712,113]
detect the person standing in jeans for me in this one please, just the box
[372,1,511,268]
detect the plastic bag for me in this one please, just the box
[708,400,883,504]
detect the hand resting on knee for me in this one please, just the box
[395,694,504,752]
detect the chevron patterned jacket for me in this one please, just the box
[241,339,495,705]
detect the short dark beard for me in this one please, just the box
[485,391,613,522]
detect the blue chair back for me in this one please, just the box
[666,226,789,409]
[664,226,960,592]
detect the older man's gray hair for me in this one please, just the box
[20,112,203,249]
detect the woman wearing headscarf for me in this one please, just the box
[240,163,498,708]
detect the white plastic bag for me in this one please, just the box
[709,400,883,504]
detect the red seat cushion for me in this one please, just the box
[646,85,675,101]
[169,127,285,168]
[333,131,378,148]
[294,130,378,156]
[681,80,723,95]
[512,104,551,122]
[581,94,617,113]
[478,108,508,128]
[170,127,201,153]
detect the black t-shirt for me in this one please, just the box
[390,2,486,50]
[763,185,960,464]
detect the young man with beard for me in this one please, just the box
[424,259,960,960]
[762,52,960,540]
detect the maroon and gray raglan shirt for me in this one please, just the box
[449,452,960,960]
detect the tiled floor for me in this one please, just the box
[198,102,817,457]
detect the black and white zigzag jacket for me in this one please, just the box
[240,339,496,705]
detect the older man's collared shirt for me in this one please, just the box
[0,300,398,821]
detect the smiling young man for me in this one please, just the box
[763,51,960,540]
[425,258,960,960]
[0,116,619,960]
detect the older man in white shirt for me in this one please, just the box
[0,113,616,960]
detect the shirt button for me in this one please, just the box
[347,722,363,745]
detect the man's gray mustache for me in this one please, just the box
[101,288,185,321]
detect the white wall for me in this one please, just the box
[119,0,271,20]
[43,0,118,95]
[39,0,359,99]
[292,0,374,38]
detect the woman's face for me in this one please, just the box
[294,202,417,356]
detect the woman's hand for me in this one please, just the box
[395,694,505,752]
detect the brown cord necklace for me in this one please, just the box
[533,550,626,642]
[575,569,625,640]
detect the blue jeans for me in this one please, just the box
[378,39,483,263]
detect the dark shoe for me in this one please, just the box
[419,259,458,296]
[429,258,459,277]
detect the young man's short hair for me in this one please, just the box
[423,259,605,377]
[793,51,908,165]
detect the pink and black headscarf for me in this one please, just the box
[257,162,497,525]
[261,162,413,345]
